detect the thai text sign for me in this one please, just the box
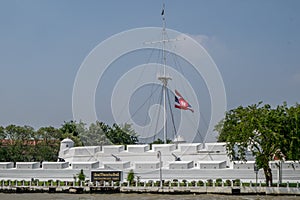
[91,171,122,182]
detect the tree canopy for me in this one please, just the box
[0,125,61,162]
[215,102,300,185]
[0,121,139,162]
[78,121,139,146]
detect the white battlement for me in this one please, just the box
[178,143,201,153]
[197,161,227,169]
[202,143,226,152]
[169,161,194,169]
[233,161,255,169]
[42,162,69,169]
[152,144,176,153]
[71,146,101,156]
[16,162,40,169]
[102,145,124,154]
[135,161,161,169]
[127,144,149,153]
[0,162,14,169]
[71,161,99,170]
[103,161,130,170]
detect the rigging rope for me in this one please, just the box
[125,84,160,125]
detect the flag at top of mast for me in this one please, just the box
[174,90,194,113]
[161,4,165,16]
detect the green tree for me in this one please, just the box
[127,169,135,184]
[60,120,84,146]
[151,138,172,144]
[77,169,86,182]
[216,102,300,185]
[276,103,300,161]
[79,121,111,146]
[3,125,35,162]
[33,126,61,162]
[0,126,5,139]
[105,123,139,145]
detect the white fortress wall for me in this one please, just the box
[0,141,298,182]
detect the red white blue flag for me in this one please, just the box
[174,90,194,113]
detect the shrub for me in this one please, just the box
[225,179,231,186]
[197,180,204,187]
[154,180,160,187]
[279,183,287,187]
[233,179,240,186]
[216,178,222,186]
[146,180,153,187]
[130,180,136,186]
[38,181,44,186]
[138,182,145,187]
[114,181,120,186]
[289,182,297,188]
[189,180,196,187]
[171,181,177,187]
[163,180,170,187]
[206,179,213,187]
[179,182,186,187]
[127,170,135,185]
[243,182,250,187]
[180,179,187,187]
[77,169,86,182]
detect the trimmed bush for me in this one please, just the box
[138,182,145,187]
[154,181,160,187]
[206,179,213,187]
[197,180,204,187]
[163,180,170,187]
[233,179,240,186]
[146,180,153,187]
[114,181,120,186]
[242,182,250,187]
[225,179,231,186]
[189,180,196,187]
[216,178,222,187]
[171,181,177,187]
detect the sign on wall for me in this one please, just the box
[91,171,122,182]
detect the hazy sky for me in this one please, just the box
[0,1,299,141]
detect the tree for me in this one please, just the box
[151,138,172,144]
[279,103,300,161]
[127,169,135,184]
[4,125,35,162]
[60,120,84,146]
[215,102,300,185]
[34,126,61,162]
[104,123,139,145]
[79,121,111,146]
[77,169,86,182]
[0,126,5,139]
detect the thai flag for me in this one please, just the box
[174,90,194,113]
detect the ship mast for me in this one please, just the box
[157,3,172,144]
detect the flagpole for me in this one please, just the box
[158,3,171,144]
[146,4,175,144]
